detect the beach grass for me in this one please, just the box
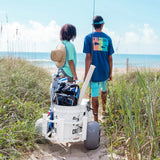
[0,57,51,159]
[1,57,160,159]
[102,70,160,159]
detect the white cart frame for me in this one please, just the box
[41,65,96,144]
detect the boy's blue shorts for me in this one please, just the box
[89,80,108,97]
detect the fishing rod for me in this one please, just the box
[88,0,96,105]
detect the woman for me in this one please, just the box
[58,24,78,82]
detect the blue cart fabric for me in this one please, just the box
[48,106,54,132]
[48,79,80,132]
[53,82,80,106]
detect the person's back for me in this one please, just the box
[84,31,113,82]
[83,15,114,122]
[62,40,77,80]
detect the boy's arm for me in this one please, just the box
[69,60,78,80]
[108,55,113,81]
[84,53,92,81]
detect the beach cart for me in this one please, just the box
[35,65,100,150]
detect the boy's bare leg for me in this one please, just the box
[101,91,107,112]
[92,97,99,122]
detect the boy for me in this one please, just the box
[83,16,114,122]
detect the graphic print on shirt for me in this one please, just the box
[93,37,109,52]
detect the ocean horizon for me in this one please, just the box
[0,51,160,69]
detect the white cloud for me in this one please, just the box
[140,24,158,44]
[0,21,159,54]
[25,20,60,43]
[0,20,60,52]
[124,32,140,44]
[103,24,159,54]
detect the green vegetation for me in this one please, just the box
[102,71,160,159]
[1,57,160,159]
[0,58,51,159]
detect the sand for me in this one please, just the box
[29,127,123,160]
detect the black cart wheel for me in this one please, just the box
[84,121,100,150]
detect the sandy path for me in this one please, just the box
[29,127,122,160]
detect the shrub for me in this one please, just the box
[0,57,51,159]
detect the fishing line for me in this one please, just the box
[91,0,96,34]
[92,0,95,31]
[89,0,96,104]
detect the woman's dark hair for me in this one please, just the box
[60,24,76,41]
[93,15,104,29]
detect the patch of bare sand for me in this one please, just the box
[29,128,123,160]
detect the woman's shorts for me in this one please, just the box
[90,80,108,97]
[58,69,74,82]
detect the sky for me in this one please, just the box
[0,0,160,54]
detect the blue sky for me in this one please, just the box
[0,0,160,54]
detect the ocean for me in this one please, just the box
[0,51,160,69]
